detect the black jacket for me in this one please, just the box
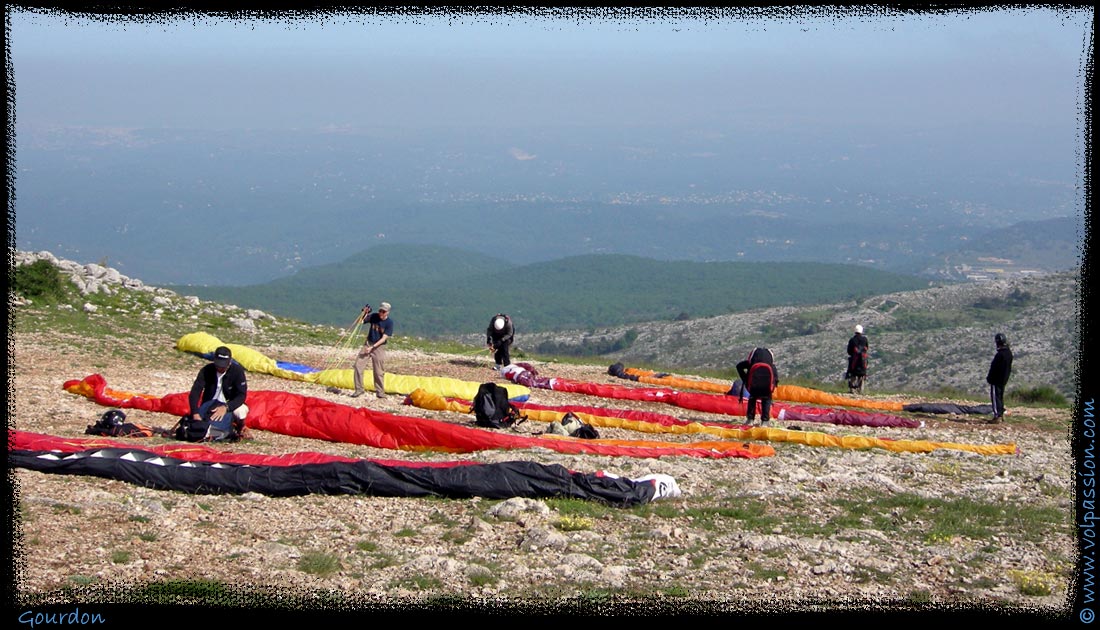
[847,333,869,357]
[487,315,515,347]
[986,346,1013,387]
[189,362,248,416]
[847,333,869,376]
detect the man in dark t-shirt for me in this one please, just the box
[352,302,394,399]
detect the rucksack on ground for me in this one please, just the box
[546,412,599,439]
[173,414,240,443]
[472,382,524,429]
[84,409,154,438]
[561,412,599,439]
[174,416,210,442]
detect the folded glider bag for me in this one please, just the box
[901,402,996,415]
[176,332,531,402]
[9,431,659,506]
[404,390,1017,457]
[62,374,772,460]
[504,366,921,429]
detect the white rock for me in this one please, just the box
[231,318,256,331]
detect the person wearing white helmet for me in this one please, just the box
[486,313,515,371]
[845,325,869,394]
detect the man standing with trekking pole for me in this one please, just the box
[352,302,394,399]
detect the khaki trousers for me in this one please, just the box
[353,345,387,396]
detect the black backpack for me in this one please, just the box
[85,409,154,438]
[472,382,524,429]
[175,416,211,442]
[174,413,239,443]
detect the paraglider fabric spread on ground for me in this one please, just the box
[504,363,921,429]
[612,364,906,412]
[404,389,1017,457]
[608,363,994,416]
[33,335,1012,509]
[175,331,532,402]
[61,374,774,460]
[8,431,660,506]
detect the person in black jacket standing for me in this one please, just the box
[845,324,870,394]
[188,345,249,439]
[486,313,515,371]
[986,333,1013,424]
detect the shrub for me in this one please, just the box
[1009,569,1057,596]
[535,329,638,357]
[933,385,972,399]
[973,289,1033,310]
[1009,385,1068,406]
[554,515,594,531]
[13,260,69,303]
[298,550,342,577]
[468,569,499,587]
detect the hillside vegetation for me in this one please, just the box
[508,270,1079,402]
[172,243,933,336]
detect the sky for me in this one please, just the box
[5,5,1093,286]
[7,6,1093,133]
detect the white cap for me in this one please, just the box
[855,325,863,334]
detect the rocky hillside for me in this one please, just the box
[9,250,1078,618]
[506,271,1079,400]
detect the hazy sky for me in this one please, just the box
[8,6,1093,133]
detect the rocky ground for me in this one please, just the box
[10,324,1077,618]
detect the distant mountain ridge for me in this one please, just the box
[16,125,1081,285]
[173,244,935,337]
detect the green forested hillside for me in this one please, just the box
[174,244,935,337]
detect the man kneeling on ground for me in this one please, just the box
[188,345,249,439]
